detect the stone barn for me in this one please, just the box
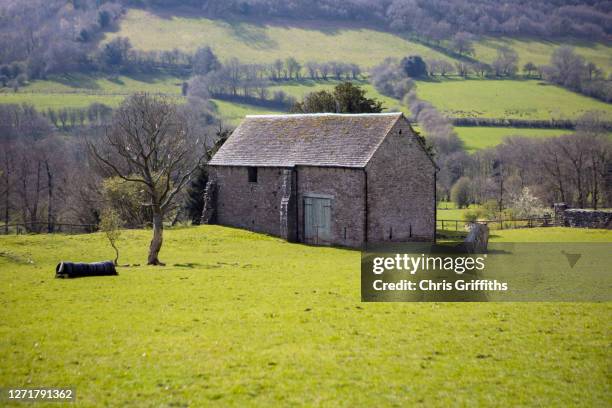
[203,112,437,247]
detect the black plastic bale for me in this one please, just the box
[55,261,117,278]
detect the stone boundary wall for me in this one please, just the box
[554,203,612,229]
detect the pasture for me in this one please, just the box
[0,92,126,110]
[211,99,283,124]
[0,225,610,406]
[105,9,456,67]
[455,127,575,152]
[474,37,612,75]
[415,79,612,120]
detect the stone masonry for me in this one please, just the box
[205,113,437,247]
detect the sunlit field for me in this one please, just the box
[0,225,610,406]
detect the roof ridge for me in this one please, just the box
[245,112,402,118]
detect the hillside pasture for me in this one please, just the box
[211,99,283,124]
[0,74,186,110]
[474,37,612,75]
[455,127,575,152]
[0,92,126,110]
[415,79,612,120]
[0,225,610,406]
[105,9,457,67]
[21,73,185,95]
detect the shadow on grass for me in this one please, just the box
[53,74,101,90]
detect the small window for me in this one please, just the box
[248,167,258,183]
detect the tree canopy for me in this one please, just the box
[292,82,383,114]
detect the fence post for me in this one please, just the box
[455,220,458,231]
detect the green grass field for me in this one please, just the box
[211,99,283,124]
[0,226,610,406]
[474,37,612,74]
[21,73,185,95]
[455,127,575,152]
[437,201,485,221]
[416,79,612,120]
[0,92,126,110]
[0,73,185,110]
[105,9,456,67]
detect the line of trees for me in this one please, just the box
[185,56,365,108]
[540,47,612,103]
[42,103,114,130]
[449,114,612,213]
[372,48,611,103]
[0,97,224,242]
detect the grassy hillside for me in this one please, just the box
[22,73,185,95]
[105,9,457,67]
[211,99,283,123]
[0,73,185,109]
[416,79,612,120]
[0,92,126,110]
[0,226,610,406]
[474,37,612,74]
[109,9,612,75]
[455,127,575,152]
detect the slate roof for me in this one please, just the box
[208,112,404,168]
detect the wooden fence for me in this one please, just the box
[0,222,97,235]
[437,216,554,232]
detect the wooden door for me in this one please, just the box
[304,196,332,244]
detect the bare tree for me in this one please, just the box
[450,32,474,56]
[523,62,537,77]
[492,46,519,76]
[305,61,318,79]
[0,141,15,233]
[88,94,206,265]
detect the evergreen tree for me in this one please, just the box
[184,124,231,224]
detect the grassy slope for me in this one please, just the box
[415,79,612,120]
[105,9,456,67]
[22,73,185,95]
[474,37,612,74]
[0,92,126,110]
[455,126,575,152]
[111,9,612,75]
[437,201,480,220]
[211,99,283,124]
[0,226,610,406]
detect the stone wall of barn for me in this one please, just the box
[209,165,366,247]
[210,166,286,236]
[296,166,366,247]
[365,120,436,243]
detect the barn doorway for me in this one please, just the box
[304,195,332,245]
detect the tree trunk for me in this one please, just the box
[111,242,119,266]
[147,211,164,265]
[3,164,9,235]
[45,160,54,233]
